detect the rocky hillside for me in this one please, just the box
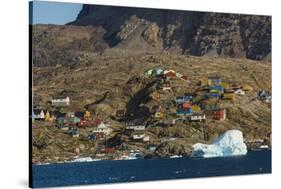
[70,4,271,60]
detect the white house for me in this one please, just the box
[132,132,145,140]
[93,123,112,135]
[190,114,206,122]
[126,125,146,131]
[234,89,246,96]
[33,109,45,120]
[51,96,70,107]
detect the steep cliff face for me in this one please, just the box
[70,4,271,60]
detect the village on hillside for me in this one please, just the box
[32,66,272,164]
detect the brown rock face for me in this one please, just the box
[70,4,271,60]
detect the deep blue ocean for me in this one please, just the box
[32,150,271,188]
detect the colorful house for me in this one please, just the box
[154,111,165,120]
[209,85,224,93]
[222,92,235,100]
[191,105,201,112]
[176,108,192,116]
[205,93,221,98]
[242,84,253,91]
[164,70,177,79]
[176,95,193,104]
[205,108,226,121]
[177,101,192,109]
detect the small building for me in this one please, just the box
[161,81,172,91]
[93,122,112,135]
[177,101,192,109]
[207,76,221,86]
[209,85,224,93]
[205,93,221,99]
[164,70,176,79]
[190,113,206,122]
[234,89,245,96]
[176,95,193,104]
[116,109,126,120]
[126,124,146,131]
[95,132,105,140]
[33,109,45,120]
[222,92,235,100]
[125,120,146,130]
[191,105,201,112]
[144,69,154,77]
[132,132,145,140]
[68,128,79,138]
[51,96,70,107]
[205,108,226,121]
[154,111,165,120]
[154,68,164,76]
[242,84,253,91]
[77,120,90,128]
[131,132,149,141]
[176,108,192,116]
[200,99,220,111]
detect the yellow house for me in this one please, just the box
[155,111,165,120]
[221,82,230,89]
[191,105,201,112]
[243,84,253,91]
[222,93,235,100]
[45,111,51,121]
[84,110,91,119]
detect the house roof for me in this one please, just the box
[52,96,69,100]
[33,109,44,115]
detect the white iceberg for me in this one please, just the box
[192,130,247,158]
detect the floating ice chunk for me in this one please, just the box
[192,130,247,158]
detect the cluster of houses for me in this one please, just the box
[144,71,257,123]
[32,96,113,141]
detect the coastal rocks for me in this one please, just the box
[156,140,192,157]
[192,130,247,158]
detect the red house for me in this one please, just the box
[205,108,226,121]
[95,132,105,140]
[177,101,192,109]
[77,120,90,128]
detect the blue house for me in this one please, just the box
[176,108,192,116]
[205,93,221,98]
[176,95,193,104]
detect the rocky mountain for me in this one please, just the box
[70,4,271,60]
[32,4,271,67]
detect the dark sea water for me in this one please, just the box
[32,150,271,188]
